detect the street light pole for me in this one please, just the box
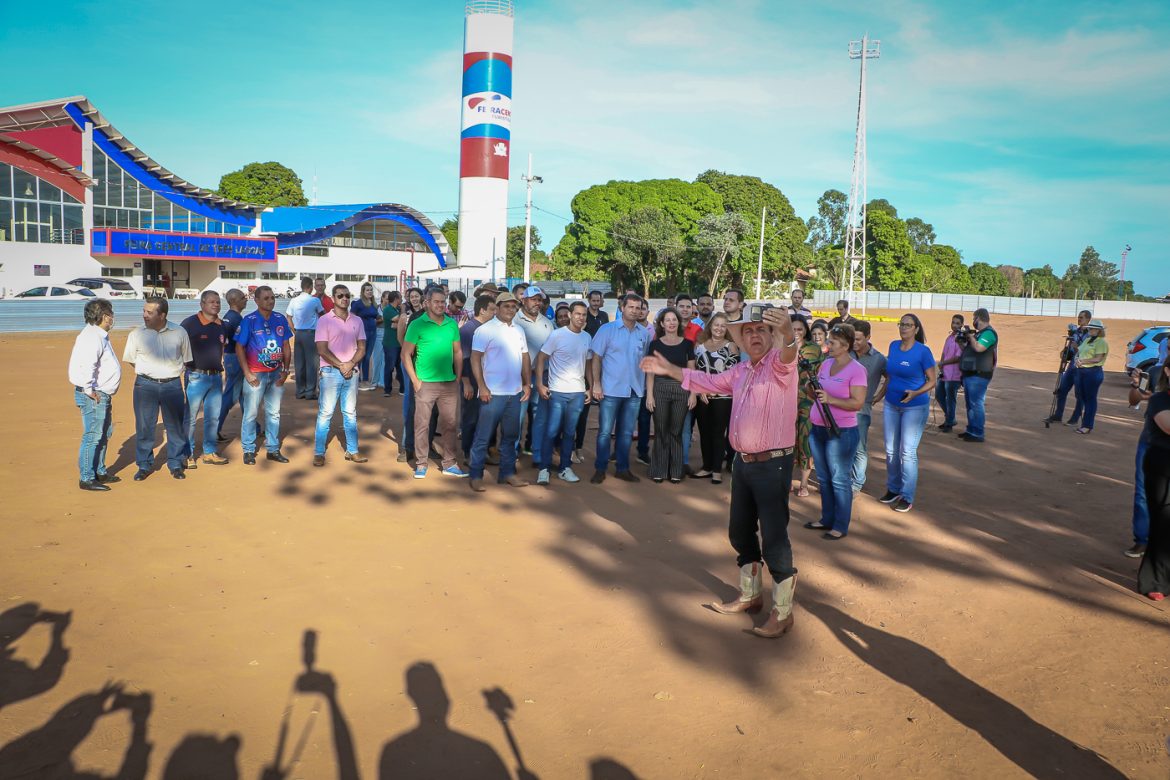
[755,206,766,300]
[522,154,543,283]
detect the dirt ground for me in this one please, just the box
[1,309,1167,779]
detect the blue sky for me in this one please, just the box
[2,0,1167,294]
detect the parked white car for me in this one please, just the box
[13,285,97,300]
[66,276,140,299]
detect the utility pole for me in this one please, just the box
[843,34,880,316]
[755,206,766,299]
[1118,243,1132,298]
[522,153,543,282]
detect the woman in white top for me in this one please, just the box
[692,313,739,484]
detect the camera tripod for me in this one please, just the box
[1044,336,1077,429]
[800,358,841,437]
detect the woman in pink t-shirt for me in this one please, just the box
[802,323,868,539]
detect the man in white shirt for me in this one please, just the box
[533,301,592,485]
[123,297,193,481]
[286,276,326,400]
[468,292,531,492]
[515,285,554,463]
[69,298,122,491]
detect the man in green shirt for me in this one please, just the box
[382,291,402,396]
[402,286,467,479]
[957,308,999,443]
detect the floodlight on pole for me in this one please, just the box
[1118,243,1132,299]
[843,34,879,316]
[522,153,542,282]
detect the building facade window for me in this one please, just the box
[0,161,83,244]
[335,274,366,282]
[101,267,136,277]
[221,270,255,280]
[260,272,297,280]
[278,244,329,257]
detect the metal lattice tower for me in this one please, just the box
[843,35,879,314]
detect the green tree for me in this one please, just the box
[1022,264,1062,298]
[217,162,307,206]
[1062,245,1120,299]
[693,211,750,294]
[866,198,898,219]
[807,189,848,252]
[611,206,685,297]
[922,244,971,292]
[865,210,914,290]
[695,170,811,290]
[905,217,936,254]
[968,262,1010,295]
[439,218,458,259]
[552,178,723,294]
[505,225,548,279]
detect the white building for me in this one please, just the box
[0,96,482,299]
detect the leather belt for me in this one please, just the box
[189,368,223,375]
[138,375,180,383]
[739,447,794,463]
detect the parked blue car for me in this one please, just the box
[1126,325,1170,373]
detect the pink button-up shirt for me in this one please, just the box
[682,348,798,452]
[939,332,962,382]
[315,309,366,367]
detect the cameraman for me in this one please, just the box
[957,308,998,443]
[1047,309,1092,425]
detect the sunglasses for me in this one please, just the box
[335,293,352,299]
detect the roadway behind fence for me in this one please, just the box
[808,289,1170,322]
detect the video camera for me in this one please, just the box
[955,325,976,345]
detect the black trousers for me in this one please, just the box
[695,397,732,473]
[293,329,318,398]
[1138,445,1170,596]
[651,378,688,480]
[730,452,796,582]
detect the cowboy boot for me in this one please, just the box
[708,563,763,614]
[751,575,796,638]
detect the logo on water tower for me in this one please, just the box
[463,92,512,132]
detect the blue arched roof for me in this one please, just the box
[262,204,451,269]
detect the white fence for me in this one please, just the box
[809,290,1170,322]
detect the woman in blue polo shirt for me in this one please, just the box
[881,313,937,513]
[350,282,382,390]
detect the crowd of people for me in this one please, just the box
[67,280,1170,628]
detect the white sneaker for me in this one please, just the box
[558,467,580,483]
[572,449,583,464]
[537,468,550,486]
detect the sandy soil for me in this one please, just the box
[1,309,1167,779]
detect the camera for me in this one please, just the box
[955,326,975,344]
[1066,323,1078,333]
[748,303,775,322]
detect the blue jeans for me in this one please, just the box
[935,380,960,427]
[461,377,480,458]
[75,389,113,481]
[595,393,641,473]
[218,353,243,435]
[851,412,872,492]
[539,391,586,471]
[883,403,929,503]
[680,410,694,470]
[241,371,284,454]
[809,424,861,534]
[402,378,415,454]
[383,342,402,393]
[1052,365,1080,422]
[184,371,223,458]
[961,375,991,440]
[1134,436,1150,545]
[315,367,359,455]
[133,376,186,472]
[359,324,377,382]
[470,392,521,480]
[1074,366,1104,429]
[519,387,545,463]
[370,335,385,387]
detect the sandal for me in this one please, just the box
[1075,427,1091,435]
[822,531,845,540]
[803,521,830,530]
[711,475,723,484]
[690,469,713,479]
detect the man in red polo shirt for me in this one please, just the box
[643,307,800,639]
[314,277,334,313]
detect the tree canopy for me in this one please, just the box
[217,162,307,206]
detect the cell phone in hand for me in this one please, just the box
[1138,372,1151,393]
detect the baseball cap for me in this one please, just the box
[523,285,545,299]
[495,292,518,304]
